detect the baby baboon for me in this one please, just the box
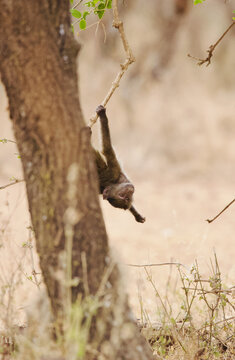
[93,105,145,223]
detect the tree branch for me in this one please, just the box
[89,0,135,127]
[206,198,235,223]
[188,21,235,66]
[0,179,24,190]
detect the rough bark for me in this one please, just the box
[0,0,108,316]
[0,1,153,359]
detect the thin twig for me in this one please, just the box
[89,0,135,127]
[81,252,90,297]
[72,0,84,10]
[127,262,186,268]
[206,198,235,223]
[197,316,235,332]
[0,138,16,144]
[182,287,234,294]
[0,179,24,190]
[96,261,115,297]
[188,21,235,66]
[178,266,197,331]
[28,227,41,290]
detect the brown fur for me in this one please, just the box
[93,105,145,223]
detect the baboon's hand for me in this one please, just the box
[129,205,145,224]
[96,105,106,116]
[135,214,146,223]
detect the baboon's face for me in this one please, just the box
[104,183,134,210]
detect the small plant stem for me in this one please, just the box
[81,252,90,297]
[96,261,115,297]
[144,267,187,353]
[0,138,16,144]
[178,266,197,330]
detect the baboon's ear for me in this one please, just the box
[103,187,111,200]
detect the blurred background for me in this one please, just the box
[0,0,235,323]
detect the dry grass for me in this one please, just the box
[0,248,233,359]
[138,253,234,359]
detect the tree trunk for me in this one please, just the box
[0,1,153,359]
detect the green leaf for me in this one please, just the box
[98,3,105,9]
[97,10,105,19]
[233,17,235,21]
[194,0,205,4]
[70,9,82,19]
[97,3,105,19]
[83,11,89,19]
[107,0,112,9]
[70,0,74,4]
[86,0,99,6]
[80,19,86,30]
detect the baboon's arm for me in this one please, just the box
[129,205,145,223]
[96,105,121,176]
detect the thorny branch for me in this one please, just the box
[89,0,135,127]
[188,21,235,66]
[206,198,235,223]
